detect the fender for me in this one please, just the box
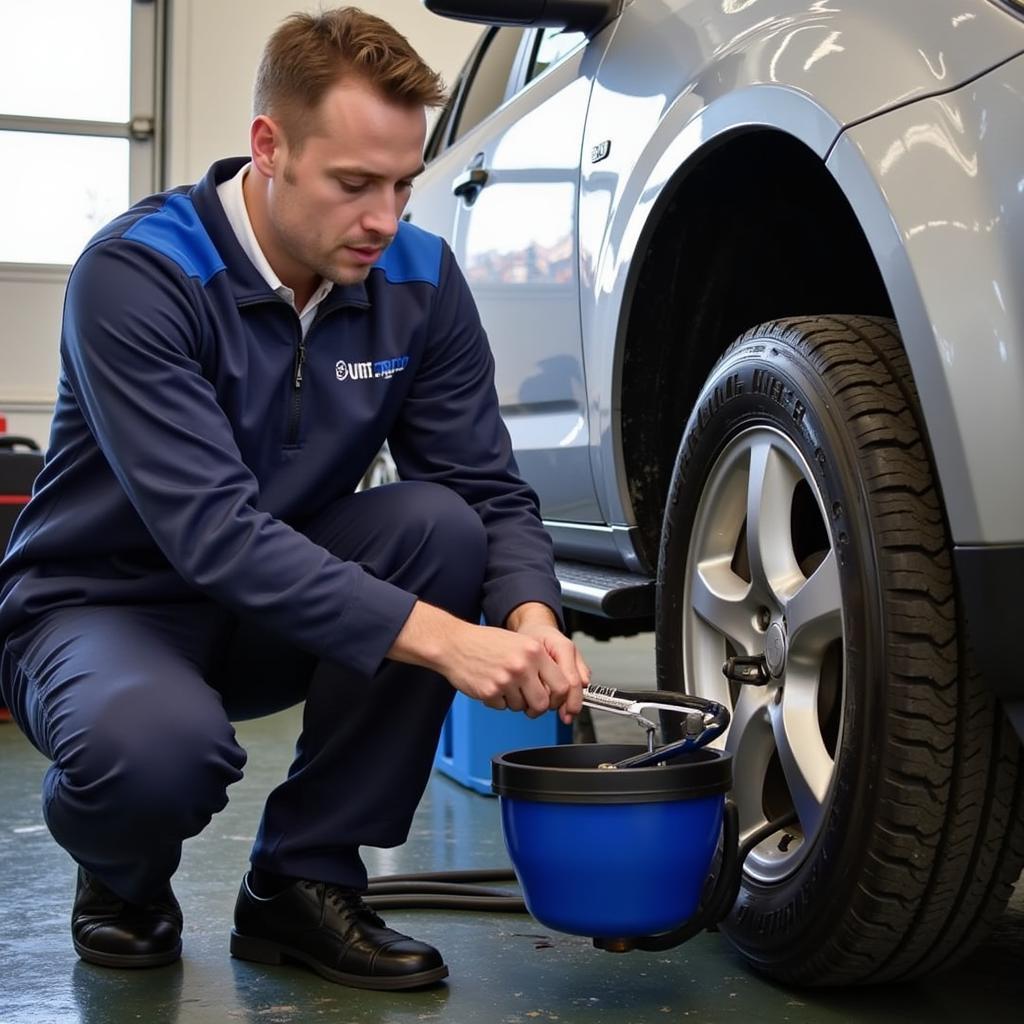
[827,56,1024,546]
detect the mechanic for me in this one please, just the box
[0,7,589,990]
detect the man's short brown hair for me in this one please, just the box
[253,7,447,146]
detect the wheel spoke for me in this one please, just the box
[786,549,843,656]
[691,557,757,656]
[726,685,775,837]
[770,675,834,835]
[745,440,803,607]
[682,425,846,882]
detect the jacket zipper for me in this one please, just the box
[286,329,306,447]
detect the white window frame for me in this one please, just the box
[0,0,165,274]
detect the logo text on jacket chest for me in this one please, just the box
[335,355,410,382]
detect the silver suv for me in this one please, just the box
[412,0,1024,986]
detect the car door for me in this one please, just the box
[407,27,602,524]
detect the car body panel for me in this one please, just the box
[409,28,622,522]
[827,53,1024,544]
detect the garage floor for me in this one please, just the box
[2,634,1021,1024]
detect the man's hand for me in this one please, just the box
[505,602,590,725]
[388,601,589,723]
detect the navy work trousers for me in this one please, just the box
[0,481,486,903]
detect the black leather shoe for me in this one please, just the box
[230,873,448,990]
[72,866,183,968]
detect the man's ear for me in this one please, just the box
[250,115,282,178]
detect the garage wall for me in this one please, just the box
[0,265,69,444]
[166,1,480,183]
[0,1,479,447]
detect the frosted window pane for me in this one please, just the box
[0,0,132,122]
[0,132,129,264]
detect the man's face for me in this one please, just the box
[263,79,427,287]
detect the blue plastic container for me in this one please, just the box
[492,743,732,938]
[434,692,572,795]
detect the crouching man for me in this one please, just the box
[0,6,589,990]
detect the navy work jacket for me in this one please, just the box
[0,157,561,677]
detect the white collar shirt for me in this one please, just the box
[215,161,333,339]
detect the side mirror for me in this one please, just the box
[423,0,620,33]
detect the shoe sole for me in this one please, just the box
[229,930,449,990]
[73,937,182,969]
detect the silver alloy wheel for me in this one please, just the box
[357,443,399,491]
[682,425,845,883]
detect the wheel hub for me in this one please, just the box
[764,621,787,679]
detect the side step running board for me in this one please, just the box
[555,559,655,619]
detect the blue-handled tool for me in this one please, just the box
[581,684,730,769]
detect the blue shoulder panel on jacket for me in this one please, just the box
[373,221,442,287]
[122,193,225,285]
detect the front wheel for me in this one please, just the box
[656,315,1023,985]
[357,443,399,492]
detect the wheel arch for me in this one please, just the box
[609,128,893,571]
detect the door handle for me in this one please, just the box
[452,167,489,202]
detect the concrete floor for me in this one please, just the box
[1,634,1022,1024]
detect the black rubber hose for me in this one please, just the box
[364,868,526,911]
[368,868,516,884]
[737,810,798,862]
[365,894,527,912]
[623,800,741,952]
[590,806,798,953]
[368,881,517,898]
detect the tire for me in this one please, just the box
[655,315,1024,985]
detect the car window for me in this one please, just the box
[526,27,586,83]
[450,27,525,144]
[424,84,459,162]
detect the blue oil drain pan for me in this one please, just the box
[492,686,732,940]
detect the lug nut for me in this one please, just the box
[757,607,771,630]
